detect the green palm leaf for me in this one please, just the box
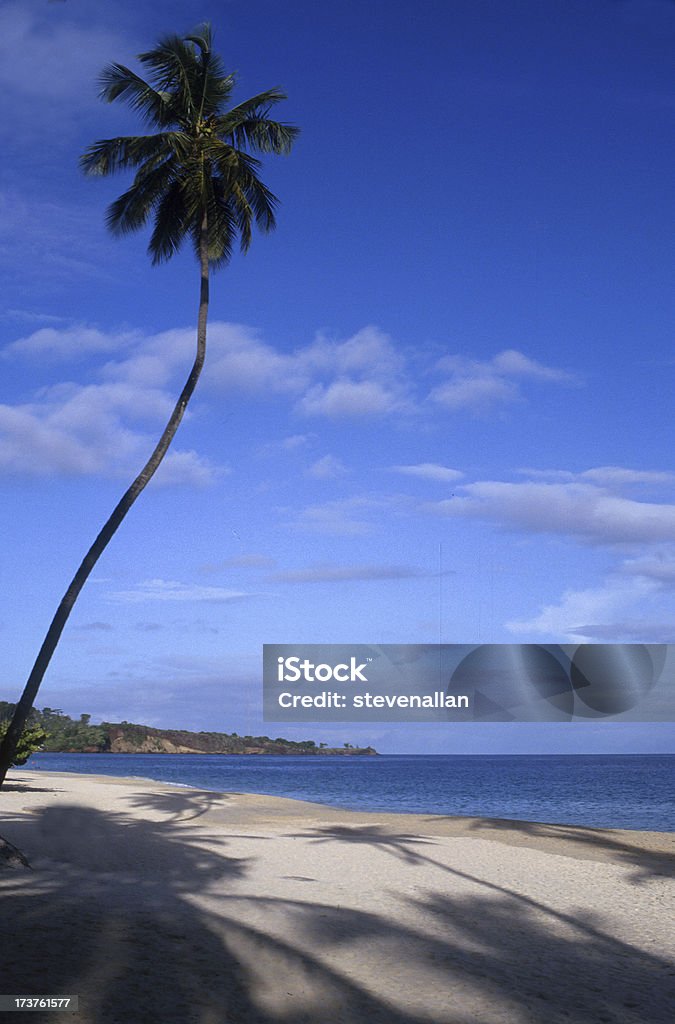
[98,64,174,127]
[81,22,297,267]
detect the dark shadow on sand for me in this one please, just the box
[2,783,64,793]
[285,822,675,1024]
[0,799,459,1024]
[123,786,234,821]
[289,822,438,863]
[2,802,673,1023]
[464,815,675,883]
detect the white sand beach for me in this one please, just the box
[1,769,673,1024]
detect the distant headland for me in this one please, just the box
[0,703,377,756]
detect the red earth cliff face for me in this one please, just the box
[104,725,377,755]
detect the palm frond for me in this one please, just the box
[199,68,236,118]
[184,22,213,55]
[209,144,278,235]
[183,24,236,117]
[80,132,189,176]
[193,183,236,267]
[229,182,254,252]
[83,22,298,270]
[106,159,177,236]
[239,173,278,234]
[217,90,299,154]
[139,35,201,119]
[147,180,191,264]
[98,64,174,127]
[207,139,262,178]
[219,88,288,122]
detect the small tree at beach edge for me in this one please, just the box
[0,23,298,786]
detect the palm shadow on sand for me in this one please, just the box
[1,803,673,1023]
[285,822,675,1024]
[461,815,675,883]
[123,786,235,821]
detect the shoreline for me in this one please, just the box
[6,767,675,868]
[19,755,675,833]
[2,769,674,1023]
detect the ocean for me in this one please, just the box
[18,752,674,831]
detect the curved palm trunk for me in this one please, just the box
[0,220,210,787]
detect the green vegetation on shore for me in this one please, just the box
[0,704,376,757]
[0,719,48,767]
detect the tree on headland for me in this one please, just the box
[0,24,298,786]
[0,721,47,767]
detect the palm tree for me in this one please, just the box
[0,24,298,786]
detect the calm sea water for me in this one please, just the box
[19,752,674,831]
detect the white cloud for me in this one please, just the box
[392,463,464,483]
[621,550,675,584]
[431,349,578,412]
[0,373,220,484]
[3,325,139,361]
[518,466,675,488]
[490,349,576,382]
[515,468,579,482]
[507,577,659,642]
[430,479,675,545]
[580,466,675,487]
[448,468,675,643]
[257,433,318,458]
[301,326,405,378]
[108,579,255,604]
[1,321,590,481]
[430,374,519,411]
[74,323,409,416]
[281,433,315,450]
[153,450,227,488]
[163,323,411,419]
[0,395,135,476]
[306,455,348,479]
[298,378,405,417]
[437,350,576,383]
[0,323,240,483]
[206,324,306,394]
[292,326,410,417]
[561,621,675,643]
[3,309,69,326]
[99,327,197,388]
[289,497,385,536]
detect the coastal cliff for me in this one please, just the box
[0,703,377,756]
[105,723,376,756]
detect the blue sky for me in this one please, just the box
[1,0,673,753]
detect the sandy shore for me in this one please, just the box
[1,769,673,1024]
